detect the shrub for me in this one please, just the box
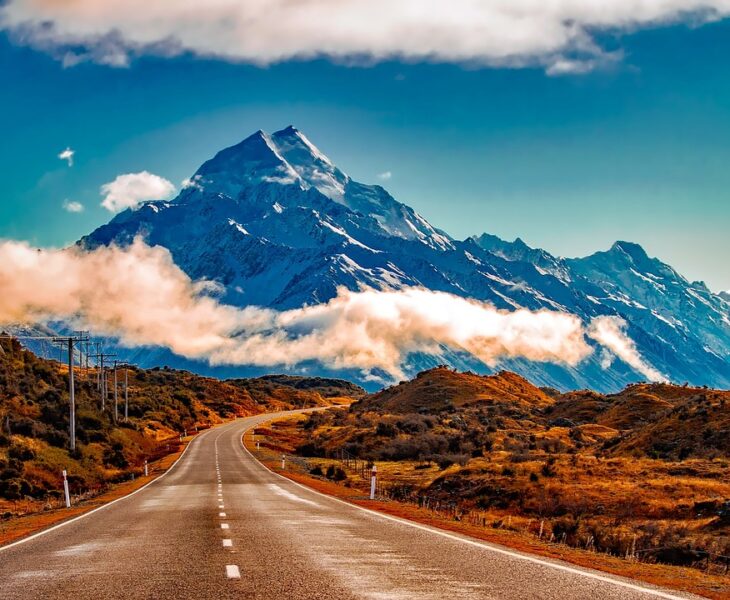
[325,465,347,481]
[8,444,34,461]
[434,454,469,470]
[296,442,326,457]
[376,422,397,437]
[541,463,556,477]
[103,442,128,468]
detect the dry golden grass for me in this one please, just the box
[249,413,730,599]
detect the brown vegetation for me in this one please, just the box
[0,336,362,522]
[261,366,730,596]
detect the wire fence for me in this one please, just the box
[317,451,730,576]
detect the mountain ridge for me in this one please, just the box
[79,126,730,392]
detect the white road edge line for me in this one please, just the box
[226,564,241,579]
[0,424,215,553]
[240,415,694,600]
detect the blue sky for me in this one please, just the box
[1,10,729,291]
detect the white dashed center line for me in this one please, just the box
[221,523,229,529]
[226,565,241,579]
[222,539,233,547]
[219,512,227,517]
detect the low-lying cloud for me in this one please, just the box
[588,316,665,382]
[2,1,730,73]
[100,171,176,213]
[0,239,663,381]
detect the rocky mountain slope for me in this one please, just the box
[80,126,729,391]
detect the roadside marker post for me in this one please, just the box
[144,460,148,477]
[281,455,286,470]
[370,464,377,500]
[62,470,71,508]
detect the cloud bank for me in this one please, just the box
[100,171,176,213]
[0,239,664,381]
[2,1,730,72]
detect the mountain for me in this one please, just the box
[80,126,730,391]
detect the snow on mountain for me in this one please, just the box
[80,127,730,391]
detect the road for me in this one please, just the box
[0,411,701,600]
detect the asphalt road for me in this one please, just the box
[0,411,702,600]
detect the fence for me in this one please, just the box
[324,451,730,576]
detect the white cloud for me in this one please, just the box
[58,147,74,166]
[588,316,665,382]
[377,171,392,181]
[181,174,203,190]
[100,171,176,212]
[0,237,658,382]
[62,199,84,213]
[3,1,730,73]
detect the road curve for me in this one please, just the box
[0,411,701,600]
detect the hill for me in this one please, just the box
[235,374,366,401]
[355,367,553,414]
[279,367,730,573]
[0,337,361,512]
[544,383,730,460]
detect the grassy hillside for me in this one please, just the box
[0,337,362,512]
[282,367,730,573]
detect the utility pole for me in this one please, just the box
[73,331,88,372]
[94,342,101,390]
[53,332,89,452]
[113,361,119,423]
[100,353,105,409]
[122,364,132,422]
[91,351,116,411]
[67,337,75,451]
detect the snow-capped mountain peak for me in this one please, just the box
[190,128,301,197]
[173,126,453,250]
[270,125,349,202]
[80,126,729,391]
